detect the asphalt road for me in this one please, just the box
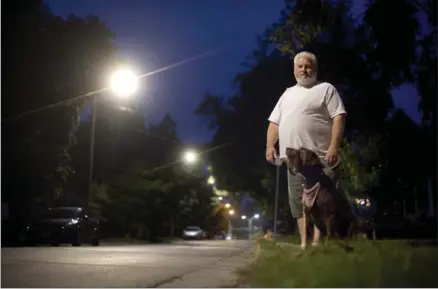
[1,240,254,288]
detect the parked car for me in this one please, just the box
[182,226,205,240]
[23,206,100,246]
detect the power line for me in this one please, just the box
[2,49,221,124]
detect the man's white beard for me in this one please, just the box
[296,75,317,87]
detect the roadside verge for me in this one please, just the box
[236,236,438,287]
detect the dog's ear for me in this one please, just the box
[299,148,319,166]
[285,147,295,158]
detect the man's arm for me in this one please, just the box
[324,84,347,152]
[329,114,346,151]
[267,122,279,149]
[267,89,286,161]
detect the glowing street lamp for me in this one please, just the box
[224,203,231,209]
[109,69,139,98]
[183,150,198,164]
[228,209,235,215]
[208,176,215,185]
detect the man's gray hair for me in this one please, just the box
[294,51,318,70]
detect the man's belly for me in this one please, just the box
[278,116,331,157]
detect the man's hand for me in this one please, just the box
[324,146,339,167]
[266,146,277,164]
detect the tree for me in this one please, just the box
[2,0,117,221]
[85,114,216,240]
[339,134,383,198]
[195,54,293,198]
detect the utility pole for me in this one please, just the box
[88,96,97,206]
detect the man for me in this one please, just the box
[266,51,347,249]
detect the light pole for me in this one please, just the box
[88,69,138,206]
[241,214,260,240]
[227,209,235,239]
[273,156,282,234]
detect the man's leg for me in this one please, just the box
[287,170,306,248]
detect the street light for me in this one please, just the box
[183,150,198,164]
[109,69,139,98]
[225,208,236,240]
[224,203,231,209]
[241,213,260,240]
[88,69,138,205]
[208,176,215,185]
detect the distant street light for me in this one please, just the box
[183,150,198,164]
[224,203,231,209]
[225,208,236,240]
[241,214,260,240]
[88,68,138,205]
[218,196,223,201]
[208,176,215,185]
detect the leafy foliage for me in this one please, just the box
[2,0,116,214]
[85,114,216,240]
[2,2,217,242]
[340,135,383,197]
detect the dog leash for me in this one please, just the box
[329,158,341,170]
[319,156,341,171]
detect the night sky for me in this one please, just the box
[45,0,421,145]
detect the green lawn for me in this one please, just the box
[238,237,438,287]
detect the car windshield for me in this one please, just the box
[185,226,200,231]
[40,208,81,219]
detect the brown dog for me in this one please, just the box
[285,147,355,243]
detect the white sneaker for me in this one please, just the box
[311,242,320,247]
[300,243,306,250]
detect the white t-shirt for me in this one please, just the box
[268,82,346,159]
